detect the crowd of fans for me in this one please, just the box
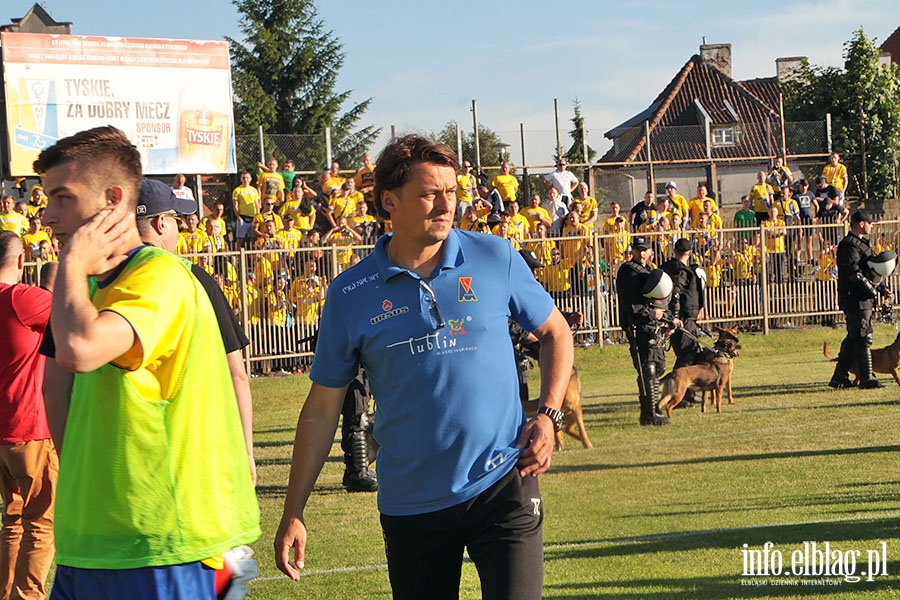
[0,150,872,369]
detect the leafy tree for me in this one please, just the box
[782,29,900,204]
[227,0,380,169]
[433,120,513,183]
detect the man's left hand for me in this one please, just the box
[516,413,555,477]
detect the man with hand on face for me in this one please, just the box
[36,126,259,599]
[274,134,573,600]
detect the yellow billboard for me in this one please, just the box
[2,32,236,175]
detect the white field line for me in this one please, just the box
[254,511,900,582]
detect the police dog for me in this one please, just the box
[520,311,593,450]
[657,327,741,419]
[823,332,900,386]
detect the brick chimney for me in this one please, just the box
[776,57,806,82]
[700,42,732,78]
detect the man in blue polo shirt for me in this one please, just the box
[275,135,573,599]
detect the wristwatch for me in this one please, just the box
[537,406,565,432]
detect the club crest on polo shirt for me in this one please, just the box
[370,299,409,325]
[458,277,477,302]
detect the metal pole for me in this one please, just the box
[760,223,770,335]
[238,247,252,375]
[553,98,562,161]
[390,125,396,140]
[704,118,711,160]
[582,124,590,191]
[195,175,203,215]
[325,127,333,169]
[456,123,463,164]
[258,125,265,163]
[826,113,832,154]
[645,120,654,196]
[592,236,604,347]
[471,100,481,175]
[859,105,868,202]
[778,92,787,159]
[520,123,529,200]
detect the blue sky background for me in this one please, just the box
[4,0,899,161]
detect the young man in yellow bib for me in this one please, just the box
[37,126,259,599]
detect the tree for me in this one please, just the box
[782,29,900,204]
[432,120,512,181]
[562,99,598,186]
[227,0,380,169]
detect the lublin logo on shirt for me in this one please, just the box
[458,277,478,302]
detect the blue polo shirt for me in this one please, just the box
[311,229,554,516]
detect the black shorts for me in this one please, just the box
[380,467,544,600]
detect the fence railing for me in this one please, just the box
[26,220,900,374]
[233,118,834,178]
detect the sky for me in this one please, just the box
[4,0,899,164]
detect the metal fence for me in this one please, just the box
[232,118,834,179]
[26,219,900,374]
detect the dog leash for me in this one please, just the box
[660,318,727,355]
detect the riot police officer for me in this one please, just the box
[661,238,706,370]
[617,237,674,426]
[661,238,706,406]
[829,210,892,389]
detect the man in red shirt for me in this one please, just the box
[0,229,57,599]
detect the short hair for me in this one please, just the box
[373,134,459,219]
[33,126,142,207]
[0,230,23,267]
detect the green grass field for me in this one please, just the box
[246,324,900,599]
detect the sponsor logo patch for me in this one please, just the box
[370,305,409,325]
[458,277,478,302]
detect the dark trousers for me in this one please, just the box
[671,320,702,369]
[832,307,874,381]
[380,468,543,600]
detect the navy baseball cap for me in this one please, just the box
[136,179,196,217]
[674,238,692,253]
[632,236,651,250]
[851,210,873,224]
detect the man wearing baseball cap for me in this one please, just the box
[664,182,689,223]
[829,210,891,389]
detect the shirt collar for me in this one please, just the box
[374,229,466,281]
[95,245,149,289]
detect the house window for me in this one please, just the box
[712,127,736,146]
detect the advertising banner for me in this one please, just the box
[2,32,236,175]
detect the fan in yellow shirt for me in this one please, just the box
[491,162,519,202]
[176,213,211,262]
[688,184,718,226]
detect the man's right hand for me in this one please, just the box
[274,515,308,581]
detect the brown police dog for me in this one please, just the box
[520,311,593,450]
[657,327,741,419]
[823,331,900,386]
